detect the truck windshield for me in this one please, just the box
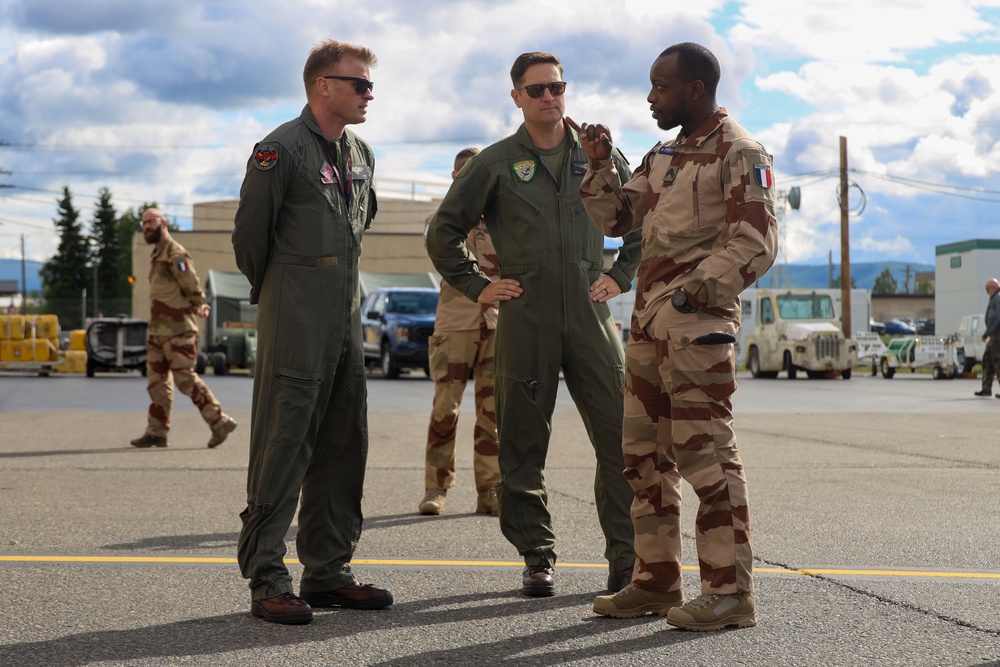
[776,294,835,319]
[387,292,439,315]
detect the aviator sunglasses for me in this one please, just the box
[323,75,375,95]
[516,81,567,98]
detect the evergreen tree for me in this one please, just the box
[872,268,898,295]
[91,187,130,316]
[40,186,91,328]
[832,274,857,288]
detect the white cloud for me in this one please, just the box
[1,0,998,271]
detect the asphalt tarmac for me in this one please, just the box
[1,369,998,666]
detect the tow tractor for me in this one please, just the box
[878,335,958,379]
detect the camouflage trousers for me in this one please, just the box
[145,333,226,438]
[623,305,753,595]
[424,327,500,492]
[981,336,1000,392]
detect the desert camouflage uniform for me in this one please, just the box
[580,109,778,595]
[980,290,1000,393]
[143,238,228,438]
[425,221,501,492]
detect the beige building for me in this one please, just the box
[871,294,935,326]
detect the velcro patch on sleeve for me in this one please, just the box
[253,144,278,171]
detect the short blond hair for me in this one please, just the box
[454,147,480,172]
[303,39,377,94]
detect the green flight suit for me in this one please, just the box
[232,105,377,601]
[426,124,641,572]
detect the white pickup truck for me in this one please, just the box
[955,314,987,374]
[745,289,858,379]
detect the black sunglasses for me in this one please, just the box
[322,75,374,95]
[516,81,566,98]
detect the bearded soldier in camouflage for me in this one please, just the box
[130,208,237,449]
[419,148,502,517]
[571,42,778,631]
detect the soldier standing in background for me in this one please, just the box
[572,42,777,631]
[974,277,1000,397]
[130,208,237,449]
[419,147,501,517]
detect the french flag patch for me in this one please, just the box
[178,260,188,272]
[753,163,772,189]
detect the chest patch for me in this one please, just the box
[253,145,278,171]
[658,145,676,155]
[512,160,536,182]
[571,160,588,176]
[351,163,372,180]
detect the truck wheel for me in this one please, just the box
[841,367,852,380]
[880,357,895,379]
[212,351,228,376]
[381,341,400,379]
[196,353,208,375]
[86,358,96,378]
[748,348,762,378]
[784,352,797,380]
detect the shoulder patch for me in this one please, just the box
[753,163,773,189]
[512,159,536,183]
[253,144,278,171]
[177,259,189,273]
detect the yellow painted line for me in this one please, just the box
[800,568,1000,579]
[0,555,238,564]
[1,555,997,580]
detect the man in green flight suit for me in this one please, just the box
[232,39,392,625]
[426,51,641,597]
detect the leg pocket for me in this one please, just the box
[265,371,322,448]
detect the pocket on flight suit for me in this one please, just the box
[265,370,322,448]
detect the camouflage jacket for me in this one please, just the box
[429,216,500,332]
[580,109,778,328]
[148,237,206,336]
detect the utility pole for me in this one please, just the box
[20,234,26,316]
[839,136,852,336]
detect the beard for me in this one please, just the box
[143,226,163,245]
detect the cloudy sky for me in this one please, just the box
[1,0,999,269]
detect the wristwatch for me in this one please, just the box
[671,290,697,314]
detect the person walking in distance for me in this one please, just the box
[427,51,642,597]
[975,278,1000,397]
[232,39,392,625]
[571,41,778,631]
[130,208,237,449]
[419,147,502,517]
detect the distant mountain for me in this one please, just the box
[0,257,935,296]
[756,261,934,292]
[0,258,44,293]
